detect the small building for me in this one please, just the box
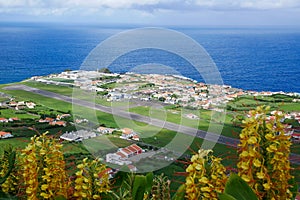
[0,118,8,123]
[184,113,199,120]
[75,118,89,124]
[132,135,140,141]
[49,121,67,127]
[8,117,19,122]
[292,133,300,142]
[0,131,13,139]
[60,130,97,142]
[97,126,115,134]
[9,102,17,107]
[120,128,134,139]
[26,102,36,109]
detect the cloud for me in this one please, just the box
[1,0,300,12]
[0,0,300,25]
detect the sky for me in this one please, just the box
[0,0,300,26]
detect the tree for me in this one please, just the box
[158,97,166,102]
[98,67,111,74]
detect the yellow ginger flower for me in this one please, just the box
[20,133,68,199]
[74,158,110,199]
[237,106,294,200]
[185,149,227,200]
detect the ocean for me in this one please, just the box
[0,23,300,93]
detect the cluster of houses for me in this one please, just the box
[6,101,36,110]
[59,126,140,143]
[0,117,19,123]
[108,73,247,110]
[31,70,120,92]
[30,70,300,113]
[38,114,71,127]
[283,111,300,142]
[75,118,89,124]
[0,117,16,139]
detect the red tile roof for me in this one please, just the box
[116,152,126,158]
[122,128,133,135]
[127,146,137,153]
[130,144,142,152]
[0,131,11,136]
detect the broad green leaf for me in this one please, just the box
[172,184,186,200]
[55,195,67,200]
[218,193,237,200]
[224,174,258,200]
[145,172,154,194]
[132,175,146,200]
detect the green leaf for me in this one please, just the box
[172,184,186,200]
[145,172,154,194]
[132,175,146,200]
[0,190,18,200]
[0,148,16,185]
[288,177,299,200]
[218,193,237,200]
[224,174,258,200]
[55,195,67,200]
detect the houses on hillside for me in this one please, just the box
[6,100,36,110]
[0,117,20,123]
[39,117,67,127]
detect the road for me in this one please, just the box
[4,84,300,164]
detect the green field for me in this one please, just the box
[0,89,72,112]
[0,107,39,119]
[129,105,241,138]
[227,95,300,112]
[23,81,73,96]
[279,102,300,112]
[0,137,30,152]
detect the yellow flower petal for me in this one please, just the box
[263,183,271,190]
[248,136,257,144]
[253,159,261,167]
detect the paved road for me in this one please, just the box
[4,84,300,165]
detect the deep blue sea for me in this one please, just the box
[1,23,300,92]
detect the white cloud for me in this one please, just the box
[0,0,300,25]
[193,0,300,10]
[1,0,299,11]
